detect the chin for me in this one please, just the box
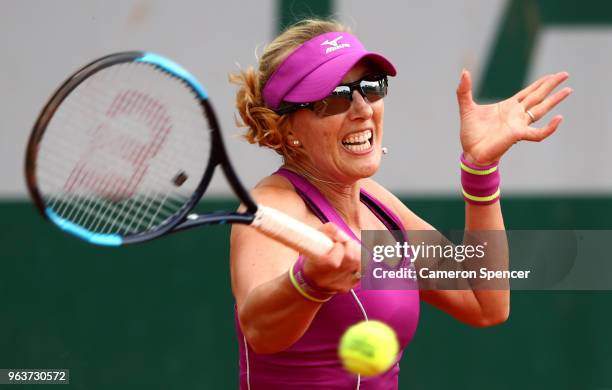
[353,158,381,179]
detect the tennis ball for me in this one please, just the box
[338,320,399,377]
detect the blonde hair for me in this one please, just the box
[229,19,351,163]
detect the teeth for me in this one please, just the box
[342,129,373,152]
[342,130,372,146]
[344,141,370,152]
[342,130,372,152]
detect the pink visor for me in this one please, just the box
[262,32,397,110]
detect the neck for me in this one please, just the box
[282,161,364,228]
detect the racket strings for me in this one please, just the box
[43,162,190,235]
[37,62,210,236]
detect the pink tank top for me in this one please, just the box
[235,169,420,389]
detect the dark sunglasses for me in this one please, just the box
[276,74,388,117]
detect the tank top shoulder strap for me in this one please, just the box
[274,168,357,240]
[273,169,405,242]
[273,169,325,222]
[359,188,405,230]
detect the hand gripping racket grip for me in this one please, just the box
[252,205,334,258]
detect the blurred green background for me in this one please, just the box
[2,197,612,389]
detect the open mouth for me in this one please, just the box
[341,129,373,153]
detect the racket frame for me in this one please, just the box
[25,51,258,245]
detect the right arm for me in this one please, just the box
[230,185,360,354]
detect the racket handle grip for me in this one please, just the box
[252,205,334,258]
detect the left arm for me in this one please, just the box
[421,201,509,327]
[445,69,571,325]
[371,188,509,327]
[375,69,572,327]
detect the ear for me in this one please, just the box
[286,132,301,146]
[280,118,300,146]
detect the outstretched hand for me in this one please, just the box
[456,70,572,166]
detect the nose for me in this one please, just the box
[347,90,373,119]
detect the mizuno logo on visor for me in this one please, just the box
[320,36,351,54]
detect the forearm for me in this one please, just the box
[416,202,509,325]
[464,201,509,321]
[465,201,504,230]
[238,271,322,354]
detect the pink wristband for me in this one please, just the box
[460,153,501,205]
[288,256,335,303]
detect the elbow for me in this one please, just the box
[470,305,510,328]
[468,290,510,328]
[473,311,509,328]
[239,315,273,354]
[243,328,298,355]
[238,312,290,355]
[243,327,281,355]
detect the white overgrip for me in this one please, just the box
[252,205,334,258]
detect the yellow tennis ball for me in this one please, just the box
[338,320,400,377]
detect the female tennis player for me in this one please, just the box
[229,19,571,389]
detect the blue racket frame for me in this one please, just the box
[25,52,258,246]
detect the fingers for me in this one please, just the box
[312,223,361,292]
[456,69,475,115]
[319,222,351,243]
[325,239,348,267]
[526,87,573,123]
[520,115,563,142]
[515,74,551,102]
[343,240,362,271]
[522,72,569,109]
[317,223,359,266]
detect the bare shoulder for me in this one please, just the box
[230,175,308,308]
[230,173,318,306]
[249,174,311,221]
[360,178,434,230]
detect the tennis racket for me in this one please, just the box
[25,51,333,258]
